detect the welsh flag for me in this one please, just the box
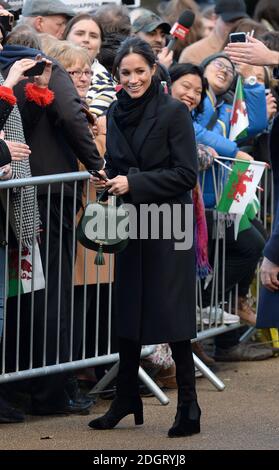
[233,195,260,239]
[217,160,265,216]
[229,75,249,141]
[8,242,45,297]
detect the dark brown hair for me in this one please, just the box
[62,13,104,43]
[112,36,156,81]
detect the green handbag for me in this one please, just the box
[76,188,129,265]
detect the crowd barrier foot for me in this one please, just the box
[88,362,170,405]
[193,353,225,391]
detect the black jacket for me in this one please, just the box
[105,89,198,344]
[2,59,102,196]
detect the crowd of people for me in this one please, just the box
[0,0,278,438]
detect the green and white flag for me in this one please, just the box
[229,75,249,142]
[217,160,265,216]
[233,195,260,239]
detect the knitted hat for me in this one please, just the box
[200,52,235,71]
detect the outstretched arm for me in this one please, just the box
[225,36,279,66]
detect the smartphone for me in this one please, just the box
[265,88,271,96]
[23,61,46,77]
[229,32,247,43]
[0,15,14,33]
[90,169,108,182]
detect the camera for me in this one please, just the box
[0,8,21,33]
[0,14,13,32]
[23,61,46,77]
[8,9,22,22]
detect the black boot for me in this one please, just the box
[168,340,201,438]
[88,337,143,430]
[168,400,201,437]
[0,395,25,423]
[88,395,143,429]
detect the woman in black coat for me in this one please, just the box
[88,37,200,438]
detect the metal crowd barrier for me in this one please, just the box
[0,164,273,400]
[194,162,274,389]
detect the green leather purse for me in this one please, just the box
[76,188,129,265]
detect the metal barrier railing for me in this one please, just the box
[0,164,273,395]
[197,161,273,333]
[0,171,168,403]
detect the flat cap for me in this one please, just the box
[22,0,75,18]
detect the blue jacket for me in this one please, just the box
[195,83,268,207]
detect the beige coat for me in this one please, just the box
[75,135,114,286]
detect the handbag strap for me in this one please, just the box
[96,187,125,206]
[206,109,219,131]
[96,187,110,203]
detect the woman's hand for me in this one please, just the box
[90,169,107,191]
[260,256,279,291]
[0,132,31,160]
[33,55,53,88]
[235,63,255,79]
[236,150,254,161]
[106,175,129,196]
[0,163,12,180]
[266,92,277,120]
[4,58,38,89]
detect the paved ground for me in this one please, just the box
[1,357,279,451]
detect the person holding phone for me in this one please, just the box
[0,24,103,417]
[179,0,249,65]
[225,35,279,66]
[0,21,58,423]
[88,37,200,438]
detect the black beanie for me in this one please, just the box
[200,52,235,72]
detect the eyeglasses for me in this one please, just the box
[68,70,93,79]
[212,59,234,77]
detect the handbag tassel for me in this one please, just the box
[94,244,105,266]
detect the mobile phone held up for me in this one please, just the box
[229,32,246,43]
[0,15,14,33]
[23,61,46,77]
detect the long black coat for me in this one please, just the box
[257,114,279,328]
[105,89,198,344]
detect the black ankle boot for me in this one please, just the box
[168,400,201,438]
[88,395,143,430]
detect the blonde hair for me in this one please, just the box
[43,40,92,70]
[38,33,60,55]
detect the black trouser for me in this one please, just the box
[204,213,266,349]
[73,284,118,360]
[117,338,196,404]
[204,213,266,304]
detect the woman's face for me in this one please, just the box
[171,73,203,111]
[204,58,234,96]
[67,60,92,98]
[118,53,156,99]
[66,19,102,61]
